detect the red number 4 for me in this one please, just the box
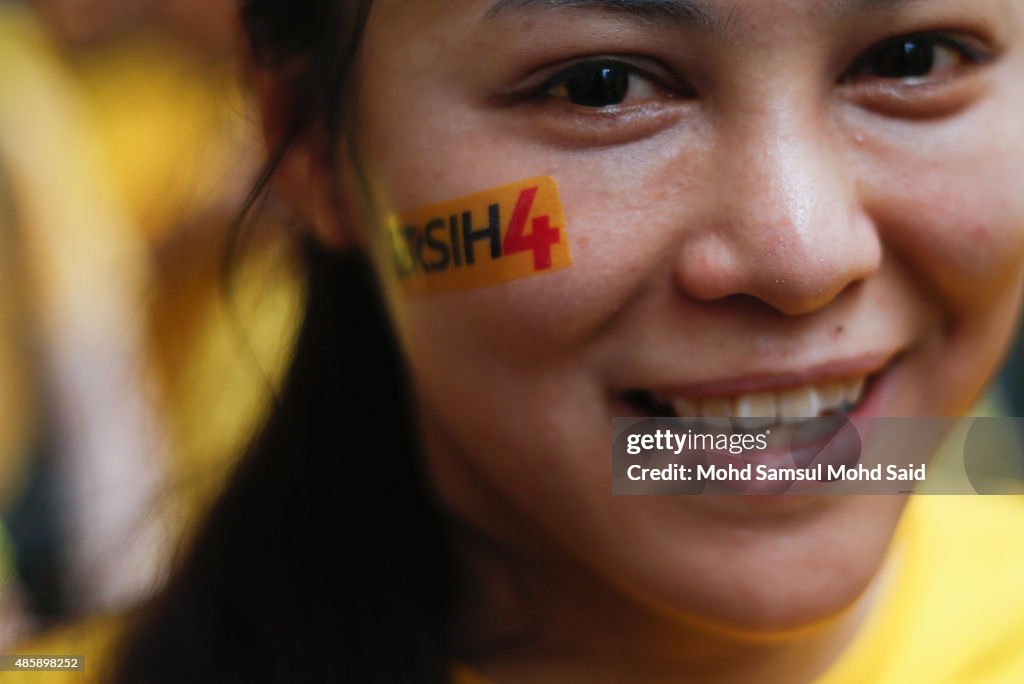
[503,187,561,270]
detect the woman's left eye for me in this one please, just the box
[844,33,987,83]
[541,61,664,108]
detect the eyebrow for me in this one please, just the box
[486,0,719,28]
[831,0,926,12]
[487,0,925,28]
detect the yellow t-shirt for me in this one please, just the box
[11,496,1024,683]
[0,2,303,542]
[816,496,1024,684]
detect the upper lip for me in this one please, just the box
[636,352,898,400]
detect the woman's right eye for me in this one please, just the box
[541,61,664,108]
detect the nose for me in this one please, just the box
[674,104,881,316]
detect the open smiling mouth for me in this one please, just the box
[620,372,878,427]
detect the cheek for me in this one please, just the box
[359,127,691,371]
[893,147,1024,383]
[862,109,1024,314]
[857,110,1024,412]
[370,161,695,569]
[897,182,1024,310]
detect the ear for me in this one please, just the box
[250,62,356,250]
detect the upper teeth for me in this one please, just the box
[666,376,866,419]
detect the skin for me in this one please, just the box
[270,0,1024,681]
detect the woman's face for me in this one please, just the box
[341,0,1024,631]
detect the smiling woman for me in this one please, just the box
[105,0,1024,682]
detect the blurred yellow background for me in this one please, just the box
[0,0,302,652]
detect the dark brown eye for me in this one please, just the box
[545,61,658,108]
[871,38,938,78]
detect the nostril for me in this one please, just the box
[675,292,790,318]
[771,277,869,317]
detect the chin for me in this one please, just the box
[615,494,908,636]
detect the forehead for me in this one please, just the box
[370,0,1019,34]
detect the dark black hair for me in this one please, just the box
[110,2,456,682]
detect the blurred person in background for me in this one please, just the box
[0,4,165,645]
[0,0,301,647]
[24,0,304,525]
[0,152,36,647]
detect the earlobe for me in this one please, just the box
[250,63,356,250]
[277,141,353,250]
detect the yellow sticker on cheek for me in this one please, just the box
[385,176,572,297]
